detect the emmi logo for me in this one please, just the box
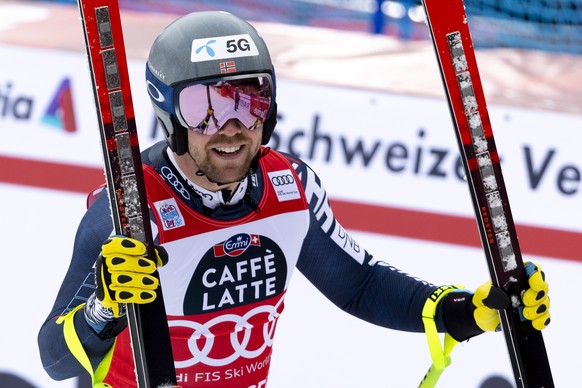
[0,78,77,133]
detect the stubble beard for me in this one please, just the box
[189,141,259,186]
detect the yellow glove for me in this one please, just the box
[521,261,551,330]
[473,261,550,332]
[473,281,509,332]
[95,236,168,318]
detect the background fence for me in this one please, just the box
[42,0,582,54]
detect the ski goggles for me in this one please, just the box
[175,74,273,136]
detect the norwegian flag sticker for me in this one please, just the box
[220,61,237,73]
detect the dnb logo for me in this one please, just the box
[184,233,287,314]
[41,78,77,133]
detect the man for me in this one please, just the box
[38,11,550,387]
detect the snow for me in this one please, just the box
[493,214,508,232]
[496,231,511,248]
[468,112,483,133]
[446,32,468,73]
[477,153,491,167]
[511,294,521,308]
[462,95,478,114]
[452,55,468,73]
[486,191,502,209]
[473,135,488,153]
[468,113,488,153]
[483,176,497,192]
[502,253,518,272]
[477,154,499,192]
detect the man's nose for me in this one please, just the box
[218,119,244,135]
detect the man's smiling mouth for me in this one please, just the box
[214,145,242,155]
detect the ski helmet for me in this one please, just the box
[146,11,277,155]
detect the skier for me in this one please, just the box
[234,86,240,111]
[38,11,550,388]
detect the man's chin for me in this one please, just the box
[205,171,248,187]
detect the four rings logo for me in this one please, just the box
[161,166,191,200]
[270,174,294,186]
[267,169,300,202]
[169,297,284,368]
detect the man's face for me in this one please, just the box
[186,119,263,186]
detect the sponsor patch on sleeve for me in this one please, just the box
[153,198,186,230]
[267,169,300,202]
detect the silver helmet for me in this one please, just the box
[146,11,277,155]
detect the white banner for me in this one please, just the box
[0,44,579,387]
[1,45,580,232]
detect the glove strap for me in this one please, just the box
[56,304,116,387]
[419,285,463,388]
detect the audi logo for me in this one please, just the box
[169,300,283,368]
[270,174,294,186]
[161,166,191,200]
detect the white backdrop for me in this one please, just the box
[0,43,580,387]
